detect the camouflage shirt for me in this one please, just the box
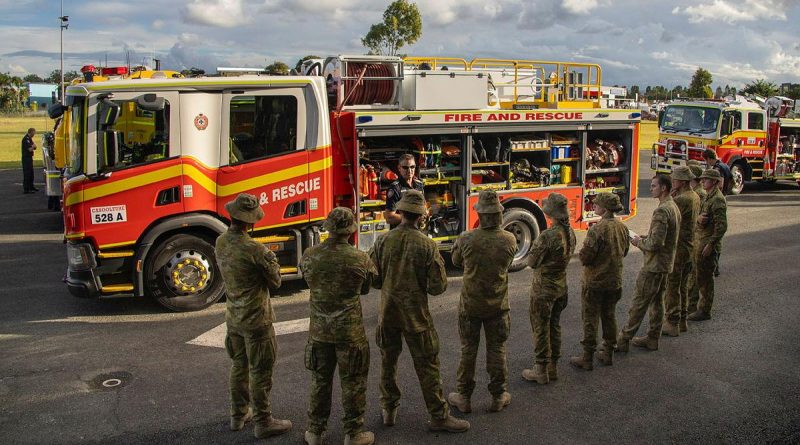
[369,224,447,333]
[637,197,680,273]
[693,183,707,201]
[579,215,629,290]
[451,217,517,319]
[301,238,377,343]
[527,223,576,299]
[696,186,728,252]
[216,228,281,331]
[673,188,700,265]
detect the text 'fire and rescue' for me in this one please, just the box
[444,112,585,122]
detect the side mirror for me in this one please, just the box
[657,110,664,127]
[98,98,121,129]
[48,103,65,119]
[136,93,166,112]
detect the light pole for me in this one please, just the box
[59,0,69,102]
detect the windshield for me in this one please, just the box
[67,97,86,177]
[660,105,720,134]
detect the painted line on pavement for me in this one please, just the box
[187,318,310,349]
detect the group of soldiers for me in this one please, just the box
[213,159,728,444]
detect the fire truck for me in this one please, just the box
[56,55,641,311]
[651,96,800,193]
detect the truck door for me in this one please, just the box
[218,88,311,229]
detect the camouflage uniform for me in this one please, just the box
[528,221,576,365]
[694,185,728,316]
[578,212,629,354]
[369,224,449,420]
[450,211,517,399]
[687,182,707,313]
[620,196,680,340]
[664,187,700,326]
[216,227,282,425]
[300,225,376,437]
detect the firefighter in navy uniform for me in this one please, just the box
[21,128,38,194]
[383,153,424,228]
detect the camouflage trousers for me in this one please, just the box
[696,251,718,314]
[225,324,276,424]
[665,260,693,325]
[580,287,622,354]
[621,271,667,340]
[376,325,449,420]
[529,293,568,365]
[304,340,370,436]
[456,311,510,398]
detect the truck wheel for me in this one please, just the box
[730,163,745,195]
[145,234,224,312]
[502,208,541,272]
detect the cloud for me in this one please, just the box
[651,51,670,60]
[182,0,248,28]
[673,0,792,24]
[562,0,601,15]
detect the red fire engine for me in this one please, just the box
[57,55,641,311]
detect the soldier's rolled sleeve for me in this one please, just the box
[257,248,282,289]
[368,245,383,290]
[579,229,599,266]
[426,250,447,296]
[451,236,464,269]
[527,236,548,269]
[638,210,667,252]
[709,202,727,248]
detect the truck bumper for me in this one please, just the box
[65,241,101,298]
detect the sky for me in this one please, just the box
[2,0,800,89]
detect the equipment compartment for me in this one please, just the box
[582,128,634,219]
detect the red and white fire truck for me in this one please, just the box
[651,96,800,193]
[57,55,641,311]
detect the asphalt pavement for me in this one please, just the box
[1,158,799,444]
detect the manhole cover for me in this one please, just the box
[88,371,133,391]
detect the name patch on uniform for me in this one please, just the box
[90,205,127,224]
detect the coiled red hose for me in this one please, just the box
[344,62,394,105]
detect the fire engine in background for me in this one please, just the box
[54,54,641,311]
[651,96,800,193]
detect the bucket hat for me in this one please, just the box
[671,166,694,181]
[323,207,357,235]
[225,193,264,224]
[542,193,570,221]
[473,190,504,213]
[396,189,427,215]
[699,169,722,181]
[594,192,623,213]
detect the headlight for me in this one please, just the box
[67,243,95,270]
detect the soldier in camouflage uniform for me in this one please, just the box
[688,169,728,321]
[522,193,576,384]
[686,161,707,314]
[618,175,680,352]
[215,193,292,439]
[369,190,470,433]
[662,166,700,336]
[569,192,629,371]
[447,191,517,413]
[300,207,377,445]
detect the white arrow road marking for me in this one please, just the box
[187,318,310,349]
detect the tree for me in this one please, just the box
[0,72,28,111]
[361,0,422,56]
[714,86,723,99]
[23,74,44,83]
[741,79,778,98]
[687,67,713,98]
[45,69,80,84]
[629,85,640,98]
[294,55,321,73]
[265,61,289,75]
[785,85,800,100]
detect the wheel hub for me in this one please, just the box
[504,221,532,260]
[165,250,211,295]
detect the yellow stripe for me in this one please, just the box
[101,284,134,293]
[183,163,217,194]
[279,267,299,274]
[256,216,324,231]
[65,232,85,239]
[99,240,137,249]
[218,156,332,197]
[252,235,295,243]
[98,250,135,259]
[65,164,182,207]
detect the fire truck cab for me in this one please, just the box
[60,55,640,311]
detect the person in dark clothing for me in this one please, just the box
[702,149,733,195]
[21,128,38,194]
[383,153,424,228]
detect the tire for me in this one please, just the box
[145,234,224,312]
[502,208,541,272]
[730,163,745,195]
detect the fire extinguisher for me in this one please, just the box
[359,164,369,198]
[367,164,378,199]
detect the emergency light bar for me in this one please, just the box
[101,67,128,76]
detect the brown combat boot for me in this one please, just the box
[382,407,397,426]
[488,392,511,412]
[428,415,470,433]
[615,333,629,353]
[230,408,252,431]
[662,323,680,337]
[254,416,292,439]
[688,310,711,321]
[304,431,322,445]
[521,364,549,384]
[344,431,375,445]
[632,335,659,351]
[679,318,688,332]
[595,347,613,366]
[447,392,472,413]
[569,352,594,371]
[547,361,559,381]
